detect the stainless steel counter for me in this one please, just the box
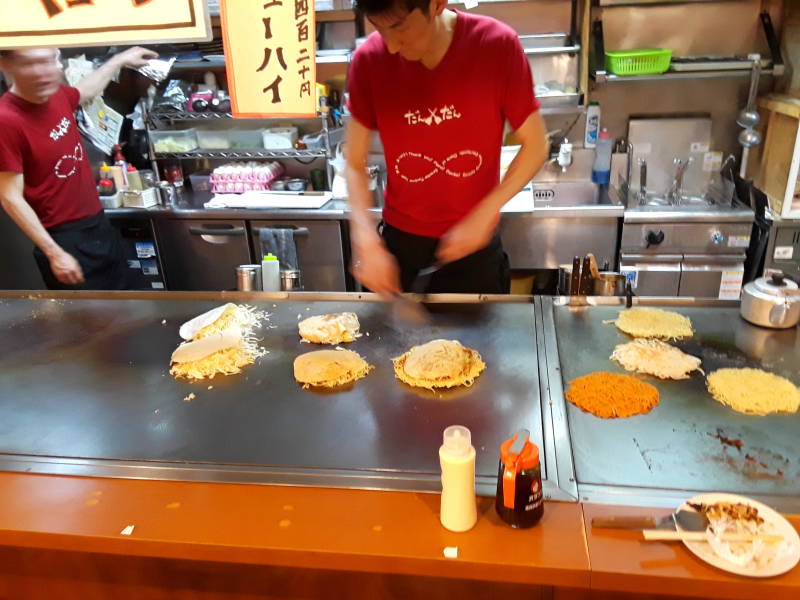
[106,195,625,222]
[538,296,800,512]
[0,291,576,501]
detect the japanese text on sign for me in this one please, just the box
[221,0,317,118]
[0,0,210,48]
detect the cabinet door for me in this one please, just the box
[250,220,346,291]
[156,219,251,291]
[620,255,681,296]
[679,257,744,299]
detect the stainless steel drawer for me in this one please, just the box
[157,219,250,291]
[250,220,346,291]
[679,255,744,299]
[620,254,681,296]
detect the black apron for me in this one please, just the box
[33,211,129,290]
[379,221,510,294]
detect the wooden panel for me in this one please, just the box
[582,503,800,600]
[758,112,799,211]
[0,472,589,588]
[0,547,546,600]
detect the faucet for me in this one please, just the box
[557,139,573,173]
[545,137,573,173]
[667,157,691,206]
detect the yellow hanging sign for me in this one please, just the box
[0,0,211,48]
[221,0,317,118]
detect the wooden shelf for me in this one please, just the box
[316,9,356,23]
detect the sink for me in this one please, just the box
[637,193,716,209]
[531,181,600,207]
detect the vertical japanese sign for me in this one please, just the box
[221,0,317,118]
[0,0,210,48]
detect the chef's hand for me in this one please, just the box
[113,46,159,69]
[351,238,401,297]
[436,206,498,264]
[48,249,84,286]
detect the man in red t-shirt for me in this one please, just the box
[0,46,156,289]
[345,0,547,295]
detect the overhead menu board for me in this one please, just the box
[220,0,317,118]
[0,0,211,48]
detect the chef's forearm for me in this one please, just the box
[476,140,547,217]
[0,194,63,259]
[75,55,123,103]
[345,164,381,250]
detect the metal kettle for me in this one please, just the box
[740,272,800,329]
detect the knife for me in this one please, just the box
[579,256,593,295]
[570,256,580,296]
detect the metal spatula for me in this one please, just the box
[390,262,442,325]
[391,293,432,325]
[592,510,709,531]
[410,262,442,294]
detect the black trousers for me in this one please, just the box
[33,211,129,290]
[380,222,510,294]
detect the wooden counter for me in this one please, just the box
[0,472,798,599]
[0,472,588,598]
[583,503,800,600]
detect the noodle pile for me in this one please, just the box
[566,372,660,418]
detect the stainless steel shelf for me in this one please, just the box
[520,33,580,56]
[149,112,325,122]
[171,53,351,69]
[594,68,777,83]
[151,111,233,120]
[154,149,327,159]
[524,45,580,56]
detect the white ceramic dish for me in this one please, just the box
[676,493,800,578]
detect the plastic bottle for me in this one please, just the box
[126,164,143,191]
[261,253,281,291]
[439,425,477,532]
[591,129,613,186]
[112,144,129,187]
[584,102,601,149]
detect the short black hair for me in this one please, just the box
[354,0,430,18]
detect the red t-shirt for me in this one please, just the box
[0,85,101,229]
[347,11,539,238]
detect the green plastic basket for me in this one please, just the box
[605,48,672,76]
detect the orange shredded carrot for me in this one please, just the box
[565,371,659,418]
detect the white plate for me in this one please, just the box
[676,493,800,578]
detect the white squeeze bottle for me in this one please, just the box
[261,253,280,291]
[439,425,477,532]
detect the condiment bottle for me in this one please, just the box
[126,164,143,191]
[495,429,544,528]
[261,253,280,291]
[439,425,477,532]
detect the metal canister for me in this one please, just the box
[280,269,302,291]
[495,429,544,529]
[158,181,178,208]
[593,272,626,296]
[236,265,260,291]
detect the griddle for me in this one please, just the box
[0,294,548,496]
[545,298,800,511]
